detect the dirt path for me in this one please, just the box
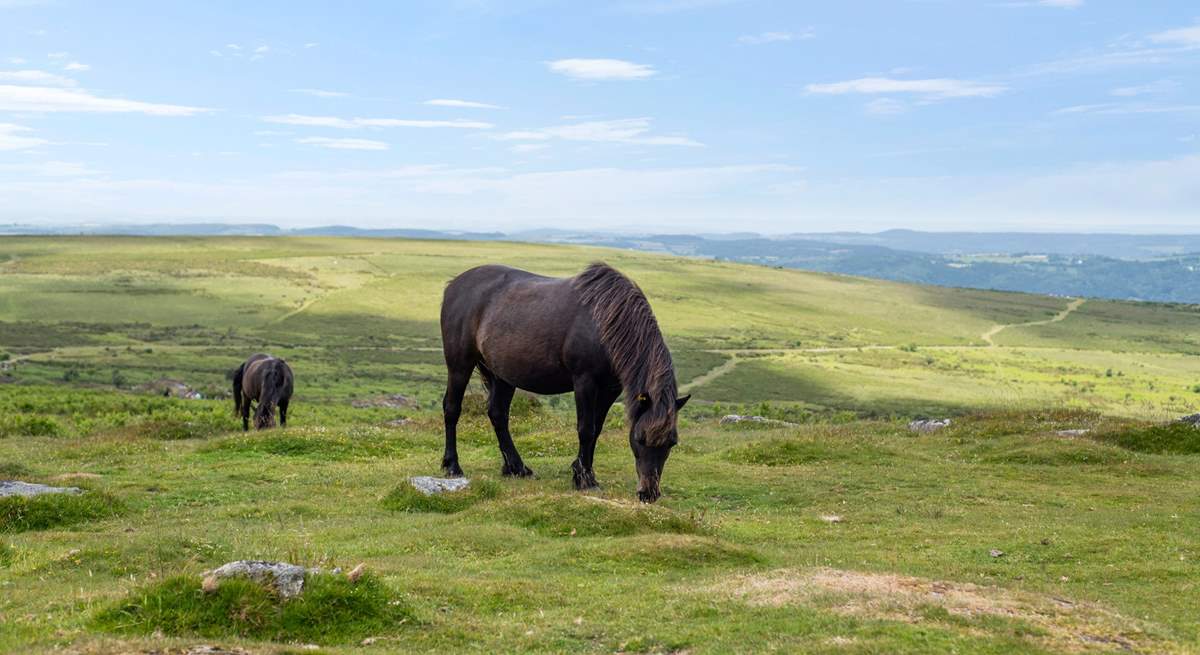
[981,297,1085,347]
[680,355,739,394]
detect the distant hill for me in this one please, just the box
[5,223,1200,303]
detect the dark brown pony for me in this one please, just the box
[440,263,689,503]
[232,353,294,430]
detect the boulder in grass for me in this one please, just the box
[203,560,316,599]
[719,414,797,427]
[409,476,470,496]
[1176,414,1200,427]
[908,418,951,433]
[0,481,82,498]
[1056,429,1091,437]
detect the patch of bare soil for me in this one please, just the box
[720,568,1176,653]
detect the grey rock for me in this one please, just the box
[1176,413,1200,427]
[989,549,1005,558]
[385,417,413,427]
[204,560,314,598]
[1056,429,1090,437]
[410,476,470,495]
[719,414,797,427]
[908,418,951,433]
[352,393,418,409]
[0,481,82,497]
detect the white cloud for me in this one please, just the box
[0,85,209,115]
[254,45,269,53]
[547,58,656,81]
[226,44,241,50]
[1110,79,1180,96]
[511,143,549,153]
[863,98,907,115]
[424,98,503,109]
[619,0,742,14]
[806,77,1007,99]
[253,130,292,136]
[0,123,48,151]
[0,69,77,86]
[1037,0,1083,6]
[1052,103,1200,116]
[7,57,27,65]
[46,51,68,59]
[495,118,701,146]
[304,42,319,48]
[1149,23,1200,47]
[290,88,350,98]
[296,136,389,151]
[0,160,99,176]
[63,61,90,72]
[738,30,813,45]
[263,114,493,129]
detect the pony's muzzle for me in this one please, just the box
[637,474,661,503]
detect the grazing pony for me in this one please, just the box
[232,353,294,430]
[440,263,689,503]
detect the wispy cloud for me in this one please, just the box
[1149,22,1200,46]
[1001,0,1084,7]
[424,98,503,109]
[0,85,209,115]
[1110,79,1179,96]
[296,136,389,151]
[547,58,656,81]
[863,98,907,116]
[738,29,814,45]
[806,77,1007,99]
[0,123,48,151]
[290,88,350,98]
[304,42,319,48]
[63,61,90,72]
[264,114,493,129]
[7,57,26,65]
[0,160,100,176]
[494,118,701,146]
[510,143,549,153]
[0,69,77,86]
[46,51,68,59]
[1052,102,1200,116]
[618,0,742,14]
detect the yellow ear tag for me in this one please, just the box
[636,394,648,402]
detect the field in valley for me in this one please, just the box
[1,236,1199,654]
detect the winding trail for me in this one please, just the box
[677,297,1088,392]
[981,298,1085,347]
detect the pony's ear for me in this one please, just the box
[675,394,691,410]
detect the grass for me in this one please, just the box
[1,236,1200,652]
[93,572,413,644]
[0,490,123,533]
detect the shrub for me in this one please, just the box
[1091,423,1200,455]
[0,414,64,438]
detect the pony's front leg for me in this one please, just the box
[241,397,252,432]
[487,378,533,477]
[571,378,618,490]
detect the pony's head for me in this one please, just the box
[254,405,276,429]
[628,391,690,503]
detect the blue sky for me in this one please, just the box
[1,0,1198,233]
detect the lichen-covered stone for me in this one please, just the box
[0,481,82,497]
[409,476,470,495]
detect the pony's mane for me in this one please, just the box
[573,263,677,444]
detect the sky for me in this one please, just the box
[0,0,1198,234]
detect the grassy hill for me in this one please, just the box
[1,237,1199,653]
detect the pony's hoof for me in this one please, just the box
[572,471,600,490]
[442,459,464,477]
[503,463,534,478]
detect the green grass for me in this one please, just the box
[93,572,413,644]
[0,490,123,533]
[2,236,1200,653]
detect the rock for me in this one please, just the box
[347,562,366,582]
[203,560,315,599]
[0,481,82,497]
[384,417,413,427]
[989,549,1005,558]
[719,414,797,427]
[184,647,251,655]
[409,476,470,496]
[201,575,219,594]
[1176,413,1200,427]
[820,514,843,524]
[352,393,418,409]
[1055,429,1090,437]
[908,418,951,433]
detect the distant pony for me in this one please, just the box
[233,353,294,430]
[439,263,689,503]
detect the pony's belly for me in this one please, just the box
[483,356,575,395]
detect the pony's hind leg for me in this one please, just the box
[441,366,471,477]
[486,377,533,477]
[279,398,289,427]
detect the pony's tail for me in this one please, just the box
[255,361,285,428]
[232,363,246,416]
